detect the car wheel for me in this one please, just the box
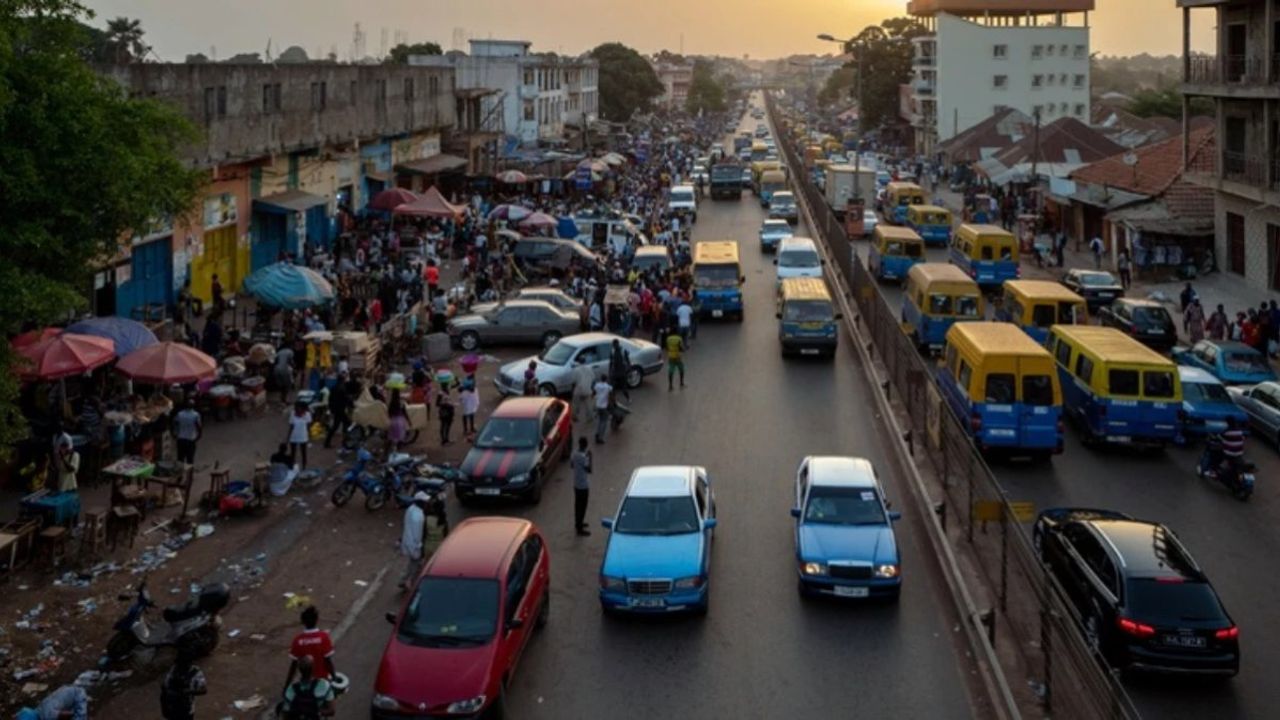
[538,383,558,397]
[796,578,813,599]
[541,330,562,349]
[536,590,550,629]
[458,331,480,352]
[625,366,643,389]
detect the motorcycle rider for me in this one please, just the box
[160,648,208,720]
[280,655,335,719]
[1202,418,1247,484]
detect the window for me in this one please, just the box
[203,87,216,121]
[1074,354,1094,384]
[1032,75,1043,88]
[1031,45,1043,59]
[1109,369,1140,396]
[993,75,1008,89]
[1269,224,1280,291]
[1060,73,1068,85]
[1060,44,1069,55]
[1143,371,1175,399]
[523,69,534,86]
[523,100,535,121]
[1046,44,1055,56]
[1047,74,1056,86]
[1060,102,1069,114]
[958,361,974,394]
[1227,212,1246,276]
[1031,304,1057,328]
[1054,338,1073,367]
[985,373,1016,403]
[404,77,414,102]
[1023,375,1055,406]
[215,86,226,117]
[1033,104,1044,117]
[1073,74,1085,88]
[1074,44,1087,59]
[262,84,272,113]
[310,81,327,111]
[1074,103,1086,117]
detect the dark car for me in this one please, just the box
[1061,269,1124,310]
[1096,298,1178,352]
[511,238,599,276]
[1033,508,1239,676]
[457,397,572,505]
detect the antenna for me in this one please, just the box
[265,37,273,62]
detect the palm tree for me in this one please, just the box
[105,17,148,63]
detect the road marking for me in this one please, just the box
[334,563,391,641]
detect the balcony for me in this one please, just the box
[1186,148,1280,197]
[914,79,935,96]
[1185,55,1280,97]
[913,54,936,68]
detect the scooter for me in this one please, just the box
[330,448,387,510]
[1197,447,1256,501]
[103,579,230,669]
[274,671,350,718]
[366,453,428,513]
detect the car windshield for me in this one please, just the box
[474,418,540,449]
[779,250,820,268]
[670,190,694,203]
[1184,381,1231,404]
[783,300,833,323]
[398,578,498,647]
[1126,579,1226,625]
[695,264,740,288]
[614,495,700,535]
[1079,273,1117,287]
[1132,307,1171,328]
[539,343,575,366]
[884,241,923,258]
[1225,352,1270,374]
[763,222,789,233]
[804,486,887,525]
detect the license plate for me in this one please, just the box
[1148,329,1165,335]
[712,310,724,318]
[1099,293,1114,298]
[1108,436,1132,444]
[1163,634,1206,648]
[832,586,869,598]
[475,488,501,496]
[629,598,665,608]
[800,348,819,355]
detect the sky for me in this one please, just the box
[87,0,1215,62]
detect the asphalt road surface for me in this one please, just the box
[337,126,977,718]
[872,241,1280,719]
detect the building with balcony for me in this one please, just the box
[652,61,693,110]
[1179,0,1280,293]
[907,0,1093,156]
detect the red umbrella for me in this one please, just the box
[11,328,62,348]
[116,341,217,384]
[368,188,419,212]
[16,333,115,380]
[517,212,558,229]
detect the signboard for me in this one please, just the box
[203,193,238,229]
[974,500,1036,523]
[575,166,594,191]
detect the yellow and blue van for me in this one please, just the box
[902,263,984,352]
[693,241,745,321]
[758,170,788,207]
[938,323,1064,459]
[1046,325,1182,448]
[868,226,925,283]
[906,205,954,247]
[886,182,926,225]
[750,140,769,163]
[950,223,1019,288]
[776,277,841,359]
[995,280,1087,345]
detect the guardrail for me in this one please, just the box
[767,94,1140,720]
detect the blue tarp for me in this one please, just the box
[243,262,335,309]
[556,217,579,239]
[66,316,158,356]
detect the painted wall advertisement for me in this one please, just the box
[203,193,239,229]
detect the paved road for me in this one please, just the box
[337,123,976,719]
[870,240,1280,719]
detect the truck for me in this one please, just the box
[710,162,744,200]
[823,163,878,220]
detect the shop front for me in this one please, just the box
[251,190,328,270]
[115,234,174,321]
[189,191,247,305]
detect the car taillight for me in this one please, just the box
[969,413,982,433]
[1215,625,1239,640]
[1117,617,1156,638]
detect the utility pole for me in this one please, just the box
[1030,109,1041,214]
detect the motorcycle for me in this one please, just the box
[103,579,230,668]
[1197,446,1256,501]
[274,671,350,718]
[330,448,387,510]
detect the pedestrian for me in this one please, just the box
[1088,235,1104,269]
[283,605,337,694]
[608,339,631,402]
[386,388,411,453]
[571,352,595,423]
[210,273,224,313]
[323,374,352,449]
[1179,282,1197,313]
[398,491,429,590]
[274,345,296,404]
[676,295,694,344]
[1184,299,1206,343]
[437,385,455,445]
[1207,303,1228,341]
[53,436,79,494]
[592,376,613,444]
[423,259,440,299]
[160,648,207,720]
[287,401,312,469]
[1117,250,1132,290]
[280,656,334,720]
[17,685,89,720]
[571,437,592,536]
[665,326,686,391]
[459,379,479,439]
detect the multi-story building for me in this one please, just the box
[1179,0,1280,293]
[652,61,693,110]
[413,40,597,148]
[907,0,1093,156]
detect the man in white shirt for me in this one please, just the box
[676,299,694,343]
[571,361,597,423]
[397,492,428,590]
[592,379,613,444]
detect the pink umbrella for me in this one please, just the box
[486,204,534,222]
[368,188,418,212]
[16,333,115,381]
[116,341,217,385]
[11,328,62,348]
[496,170,529,184]
[517,212,558,229]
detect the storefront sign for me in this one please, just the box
[203,193,239,229]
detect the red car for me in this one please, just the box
[457,397,572,505]
[373,517,550,719]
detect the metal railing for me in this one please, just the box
[768,94,1140,720]
[1187,54,1270,85]
[1185,147,1278,189]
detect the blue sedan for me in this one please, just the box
[600,466,716,615]
[1172,340,1278,386]
[793,456,901,601]
[1177,366,1249,442]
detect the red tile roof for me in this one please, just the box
[1069,126,1215,198]
[993,116,1125,166]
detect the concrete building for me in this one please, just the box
[652,61,693,110]
[907,0,1094,156]
[411,39,598,148]
[1179,0,1280,294]
[101,62,458,310]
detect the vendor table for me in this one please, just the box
[20,490,81,527]
[104,456,158,519]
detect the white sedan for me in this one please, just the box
[861,210,879,237]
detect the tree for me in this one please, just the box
[590,42,664,122]
[818,66,857,107]
[685,59,726,115]
[385,41,442,64]
[0,0,204,455]
[223,52,262,64]
[103,15,146,63]
[1128,87,1212,119]
[831,17,928,131]
[184,52,209,63]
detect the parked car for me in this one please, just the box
[1096,298,1178,352]
[472,286,583,317]
[448,300,582,352]
[1178,366,1249,441]
[691,165,709,185]
[629,245,673,276]
[599,466,716,615]
[494,332,664,397]
[372,517,549,719]
[1173,339,1278,386]
[667,184,698,223]
[861,209,879,237]
[759,219,793,253]
[456,397,572,504]
[511,237,599,276]
[1227,381,1280,446]
[1033,508,1239,676]
[740,166,753,186]
[792,456,901,600]
[1060,269,1124,310]
[768,191,799,224]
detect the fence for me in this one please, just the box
[769,95,1139,720]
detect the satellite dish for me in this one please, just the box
[1122,152,1138,167]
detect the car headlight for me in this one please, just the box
[446,695,487,715]
[802,562,827,576]
[875,564,900,579]
[372,693,405,711]
[508,473,530,486]
[600,575,626,591]
[674,575,704,589]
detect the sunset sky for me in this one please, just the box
[89,0,1215,62]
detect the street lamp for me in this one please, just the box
[817,27,888,201]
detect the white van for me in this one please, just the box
[773,236,824,284]
[668,184,698,223]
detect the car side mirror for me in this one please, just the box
[703,518,718,530]
[790,507,801,518]
[601,517,614,530]
[385,612,398,625]
[889,511,902,522]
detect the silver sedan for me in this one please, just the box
[494,332,665,397]
[1228,381,1280,446]
[448,299,582,352]
[472,286,584,316]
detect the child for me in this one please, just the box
[437,385,456,445]
[460,379,479,440]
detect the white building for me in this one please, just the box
[411,39,597,147]
[907,0,1093,156]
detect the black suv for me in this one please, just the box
[1033,508,1239,676]
[1096,299,1178,352]
[1061,269,1124,311]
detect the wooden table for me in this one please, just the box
[105,456,157,519]
[0,532,18,576]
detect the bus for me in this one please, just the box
[693,241,745,321]
[750,140,769,163]
[950,224,1019,288]
[777,277,840,358]
[902,263,984,352]
[885,182,926,225]
[905,205,954,248]
[995,280,1087,344]
[868,226,925,283]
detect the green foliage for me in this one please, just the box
[848,18,929,131]
[386,41,443,64]
[0,0,204,455]
[818,66,857,107]
[102,15,146,63]
[1126,86,1213,119]
[590,42,664,121]
[685,60,726,115]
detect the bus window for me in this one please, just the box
[958,361,973,392]
[985,374,1016,403]
[999,247,1013,261]
[905,244,923,258]
[1054,339,1073,367]
[980,246,994,260]
[929,294,953,314]
[886,241,903,255]
[955,296,981,318]
[1058,302,1081,324]
[1144,371,1175,399]
[1074,355,1094,383]
[1031,305,1056,328]
[1023,375,1055,405]
[1109,369,1140,396]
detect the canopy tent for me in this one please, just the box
[394,154,468,176]
[599,152,627,167]
[66,316,158,357]
[367,187,418,212]
[243,262,335,309]
[16,333,115,381]
[392,186,467,219]
[116,341,217,385]
[11,328,62,348]
[577,158,609,173]
[495,170,530,184]
[517,212,558,230]
[487,204,533,222]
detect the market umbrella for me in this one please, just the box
[392,186,467,219]
[486,204,533,222]
[494,229,523,244]
[243,262,335,310]
[495,170,529,184]
[600,152,626,166]
[11,328,62,348]
[577,158,609,173]
[16,333,115,381]
[116,341,217,384]
[518,212,558,230]
[66,316,158,357]
[562,169,602,182]
[368,188,418,212]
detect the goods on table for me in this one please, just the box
[333,331,380,374]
